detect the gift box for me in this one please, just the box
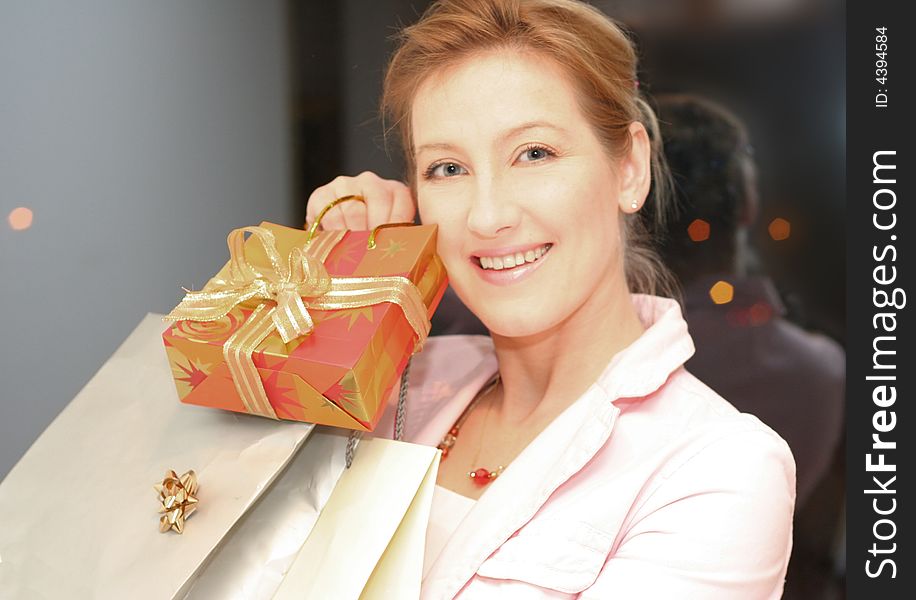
[162,221,448,431]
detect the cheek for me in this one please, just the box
[525,174,619,243]
[572,171,622,237]
[417,196,467,261]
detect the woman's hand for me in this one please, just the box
[306,171,416,231]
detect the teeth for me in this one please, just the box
[478,244,551,270]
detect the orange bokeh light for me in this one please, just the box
[8,207,34,231]
[687,218,710,242]
[709,280,734,305]
[768,217,791,241]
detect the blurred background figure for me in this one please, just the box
[655,94,845,510]
[653,94,845,599]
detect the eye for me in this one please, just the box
[517,144,555,163]
[424,161,467,179]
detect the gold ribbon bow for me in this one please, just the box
[165,225,430,419]
[155,469,199,534]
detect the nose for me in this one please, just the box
[465,177,521,238]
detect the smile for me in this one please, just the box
[475,244,552,270]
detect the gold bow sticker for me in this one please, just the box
[164,226,430,419]
[155,469,199,534]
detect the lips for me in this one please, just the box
[473,243,552,271]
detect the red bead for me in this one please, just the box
[470,468,492,486]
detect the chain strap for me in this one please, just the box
[394,356,412,442]
[344,429,362,469]
[344,356,412,468]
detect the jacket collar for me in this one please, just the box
[596,294,696,401]
[420,295,695,599]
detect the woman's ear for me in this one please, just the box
[617,122,652,213]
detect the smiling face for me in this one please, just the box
[412,50,645,338]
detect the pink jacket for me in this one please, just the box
[377,294,796,599]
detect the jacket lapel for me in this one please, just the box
[408,338,500,448]
[421,384,620,599]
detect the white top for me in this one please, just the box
[423,484,477,578]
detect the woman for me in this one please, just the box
[307,0,795,598]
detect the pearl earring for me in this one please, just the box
[631,201,638,209]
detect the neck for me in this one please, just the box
[488,274,645,425]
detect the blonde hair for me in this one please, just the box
[381,0,678,298]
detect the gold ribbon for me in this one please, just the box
[165,226,430,419]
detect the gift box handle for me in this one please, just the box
[306,194,417,249]
[306,195,366,243]
[367,222,417,249]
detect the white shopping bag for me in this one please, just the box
[275,437,440,600]
[0,314,348,600]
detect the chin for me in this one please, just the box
[467,299,568,339]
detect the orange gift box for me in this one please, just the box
[162,221,447,431]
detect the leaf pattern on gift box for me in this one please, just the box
[252,346,287,370]
[379,239,408,259]
[174,358,211,392]
[337,371,363,409]
[417,255,447,306]
[261,369,299,420]
[325,236,363,272]
[322,306,375,331]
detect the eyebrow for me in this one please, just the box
[414,120,570,156]
[499,120,570,141]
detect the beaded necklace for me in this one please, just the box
[437,373,504,487]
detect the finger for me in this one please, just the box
[306,185,347,230]
[358,174,395,230]
[388,182,417,224]
[328,176,371,230]
[332,198,368,230]
[308,179,368,230]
